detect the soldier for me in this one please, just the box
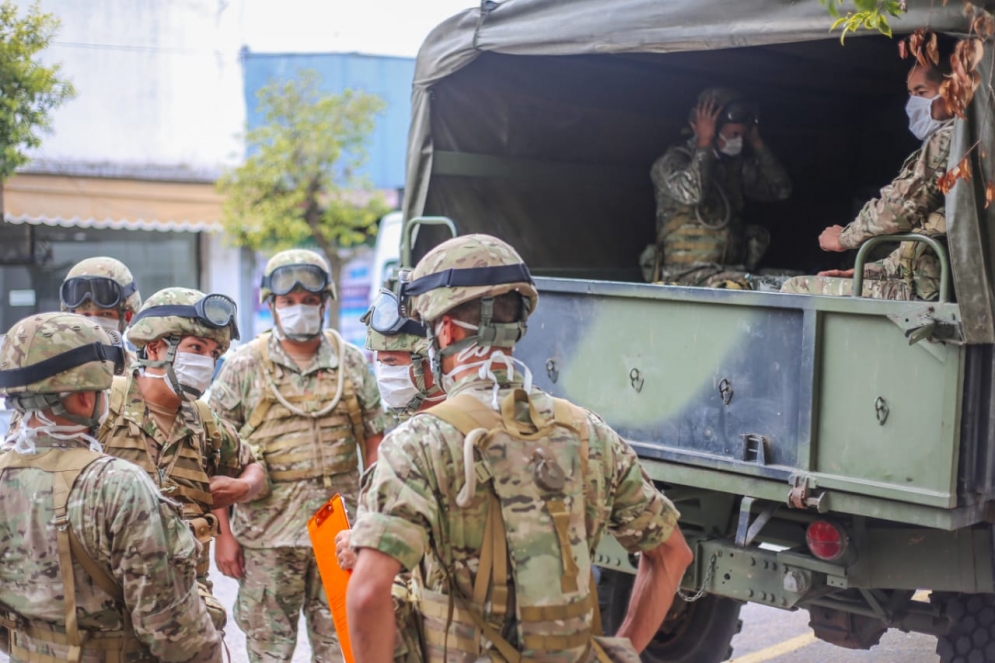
[99,287,265,631]
[347,234,694,663]
[781,41,956,301]
[362,288,444,419]
[0,312,222,663]
[642,88,792,287]
[208,249,389,663]
[60,256,142,366]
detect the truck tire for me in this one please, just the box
[600,569,743,663]
[933,593,995,663]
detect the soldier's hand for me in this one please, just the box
[818,225,847,253]
[335,530,357,570]
[817,268,855,278]
[746,123,763,149]
[209,476,250,510]
[215,531,244,579]
[691,99,721,148]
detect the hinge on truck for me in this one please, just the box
[788,474,826,512]
[887,306,964,346]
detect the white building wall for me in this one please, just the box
[18,0,245,171]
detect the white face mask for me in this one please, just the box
[171,351,216,401]
[375,362,422,410]
[718,135,743,157]
[906,94,944,141]
[277,304,323,339]
[433,320,533,408]
[3,401,105,456]
[91,316,123,336]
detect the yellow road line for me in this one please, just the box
[728,633,819,663]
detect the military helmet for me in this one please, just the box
[405,234,539,324]
[692,87,758,127]
[60,256,142,316]
[0,312,122,396]
[128,287,238,353]
[260,249,337,303]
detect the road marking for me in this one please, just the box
[728,632,819,663]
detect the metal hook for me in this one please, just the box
[545,359,559,384]
[719,378,734,406]
[629,368,644,393]
[874,396,889,426]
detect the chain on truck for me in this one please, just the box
[388,1,995,661]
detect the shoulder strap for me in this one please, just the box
[192,400,222,454]
[423,394,503,435]
[328,329,368,449]
[46,450,119,662]
[239,334,277,439]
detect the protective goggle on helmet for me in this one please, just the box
[130,293,241,341]
[61,276,138,310]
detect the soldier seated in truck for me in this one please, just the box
[641,87,793,288]
[781,32,957,301]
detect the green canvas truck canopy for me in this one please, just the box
[403,0,995,342]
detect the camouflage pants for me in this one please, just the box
[653,262,754,289]
[235,547,341,663]
[779,275,914,300]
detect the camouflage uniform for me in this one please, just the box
[0,312,222,663]
[352,234,682,663]
[781,122,953,301]
[99,288,251,629]
[353,373,680,663]
[208,249,389,663]
[645,90,792,285]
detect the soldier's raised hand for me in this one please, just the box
[691,98,721,148]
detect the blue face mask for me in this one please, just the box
[906,94,944,141]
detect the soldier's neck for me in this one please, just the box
[279,335,321,359]
[136,371,183,411]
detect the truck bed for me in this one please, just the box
[516,277,995,529]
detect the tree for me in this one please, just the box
[218,69,389,328]
[0,1,75,184]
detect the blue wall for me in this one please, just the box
[242,51,415,191]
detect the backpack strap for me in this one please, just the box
[192,400,223,458]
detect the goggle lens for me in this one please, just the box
[60,277,131,309]
[201,294,237,327]
[268,264,328,296]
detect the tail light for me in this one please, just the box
[806,520,848,561]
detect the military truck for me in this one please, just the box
[397,0,995,661]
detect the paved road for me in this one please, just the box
[728,602,939,663]
[0,580,943,663]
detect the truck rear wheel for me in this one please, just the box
[933,592,995,663]
[600,569,743,663]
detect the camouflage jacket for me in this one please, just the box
[352,372,679,655]
[650,138,791,265]
[100,372,251,518]
[0,435,222,663]
[839,122,953,299]
[210,332,389,548]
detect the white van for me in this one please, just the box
[369,211,403,300]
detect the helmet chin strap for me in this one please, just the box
[427,297,527,390]
[405,352,443,411]
[138,336,190,399]
[8,390,105,432]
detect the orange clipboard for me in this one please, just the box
[308,494,355,663]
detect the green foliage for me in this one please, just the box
[218,70,389,259]
[820,0,905,42]
[0,1,75,180]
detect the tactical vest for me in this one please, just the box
[415,390,624,663]
[99,376,222,575]
[656,147,744,270]
[239,330,367,488]
[0,449,150,663]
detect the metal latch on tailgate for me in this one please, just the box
[888,306,964,346]
[787,474,826,512]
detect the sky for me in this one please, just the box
[239,0,477,57]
